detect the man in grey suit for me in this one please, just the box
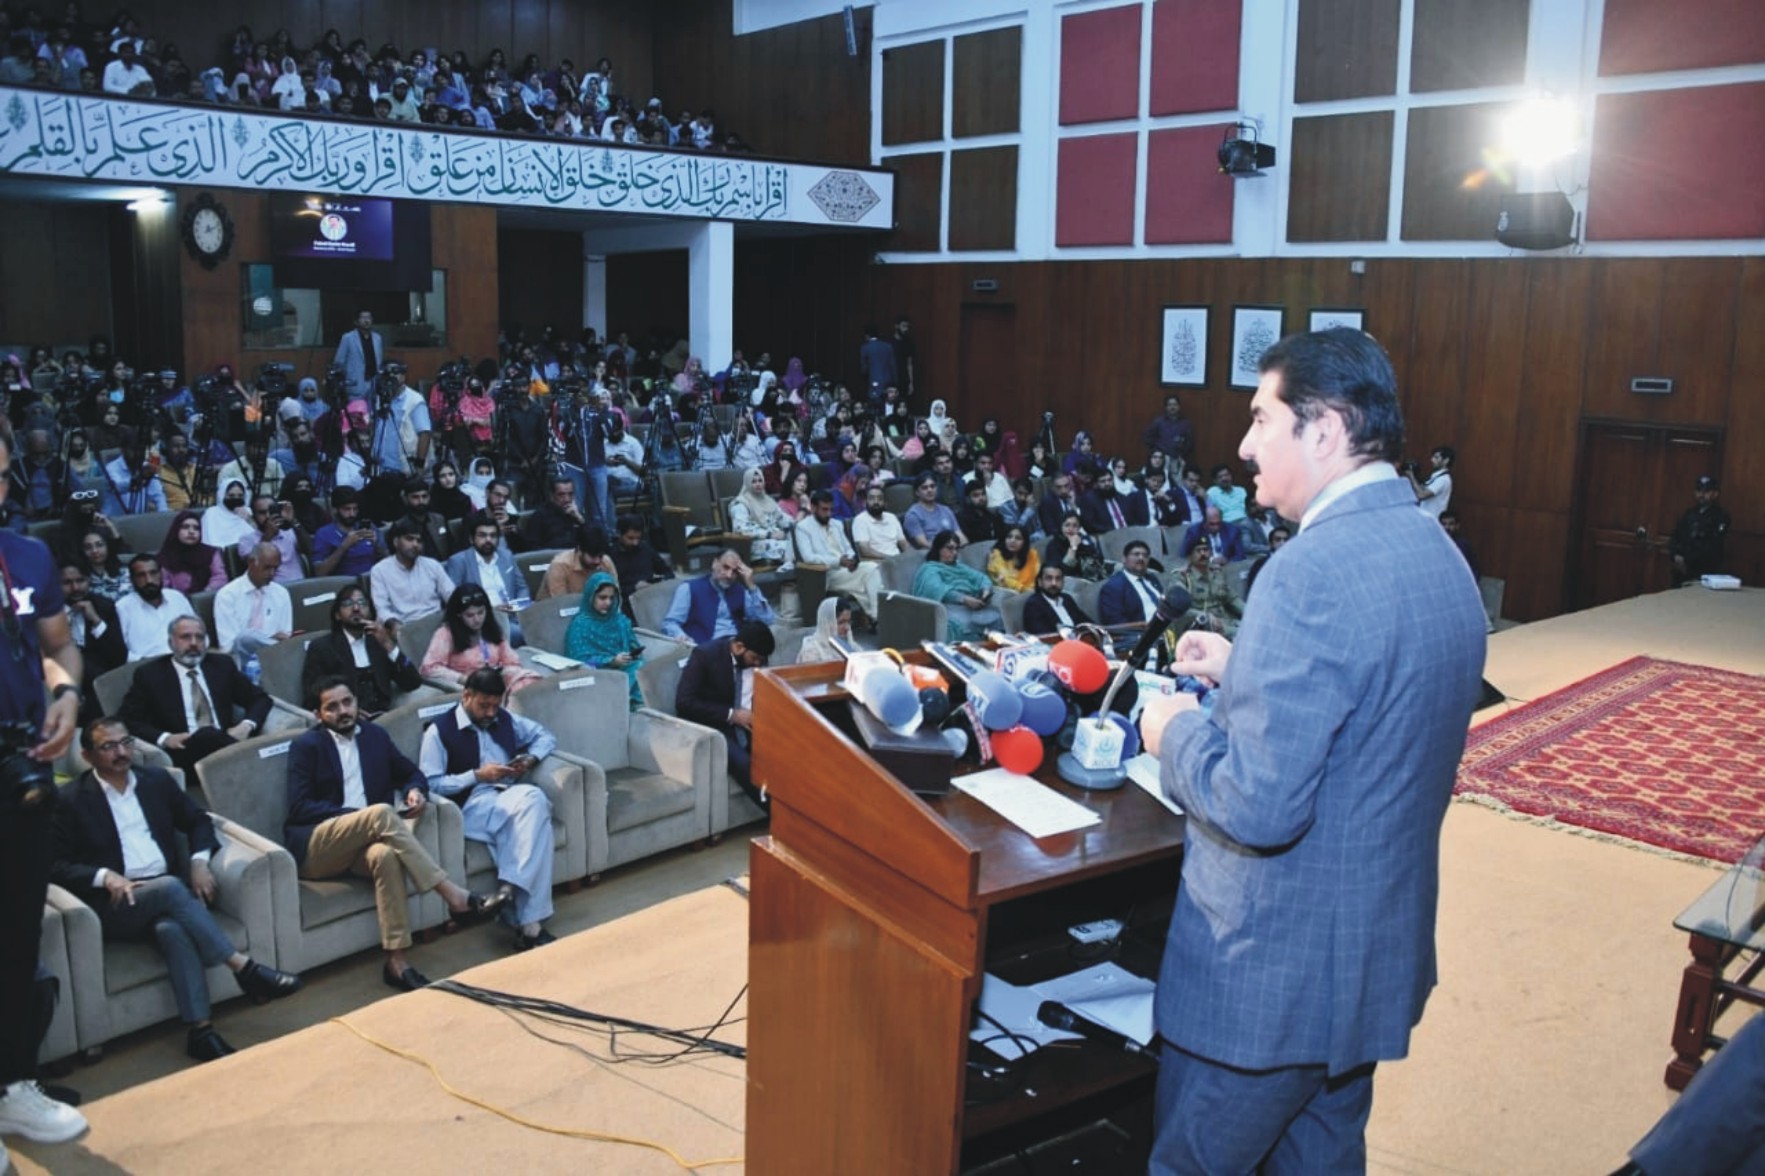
[1140,328,1486,1173]
[332,310,386,402]
[443,514,533,647]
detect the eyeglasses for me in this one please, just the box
[93,736,136,754]
[71,489,99,502]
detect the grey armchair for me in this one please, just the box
[37,887,98,1063]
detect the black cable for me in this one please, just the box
[426,979,747,1062]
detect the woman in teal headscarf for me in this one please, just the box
[564,571,646,709]
[911,530,1002,642]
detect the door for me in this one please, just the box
[957,303,1016,425]
[1571,421,1723,609]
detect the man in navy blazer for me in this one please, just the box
[443,514,533,647]
[676,620,775,810]
[285,676,505,991]
[1140,330,1486,1172]
[51,718,301,1061]
[1096,539,1165,629]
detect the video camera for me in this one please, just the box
[256,362,293,396]
[436,360,470,396]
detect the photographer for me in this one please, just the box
[215,432,285,503]
[154,431,207,512]
[494,371,550,508]
[559,384,615,530]
[100,437,167,517]
[0,431,90,1156]
[1404,445,1454,520]
[242,495,306,585]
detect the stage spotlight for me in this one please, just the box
[1499,96,1579,167]
[1217,122,1276,178]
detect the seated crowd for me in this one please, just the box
[0,6,755,152]
[11,324,1470,1081]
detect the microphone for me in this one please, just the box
[1036,1000,1153,1058]
[860,666,921,732]
[1121,583,1194,671]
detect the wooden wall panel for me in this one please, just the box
[1725,258,1765,535]
[888,152,945,252]
[953,28,1021,139]
[1410,0,1529,93]
[1600,0,1765,75]
[1656,258,1742,426]
[1294,0,1400,103]
[0,201,114,354]
[1456,262,1529,511]
[1399,259,1469,467]
[1581,259,1665,420]
[497,229,583,337]
[1401,102,1508,241]
[1287,112,1394,242]
[948,148,1019,252]
[881,40,946,146]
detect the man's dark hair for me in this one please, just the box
[575,524,608,555]
[79,716,127,751]
[1123,540,1151,557]
[308,673,355,709]
[469,512,500,538]
[551,476,574,494]
[1259,328,1404,464]
[464,666,507,697]
[1211,464,1231,479]
[127,552,157,573]
[1012,477,1034,495]
[733,619,775,658]
[1433,445,1456,467]
[615,513,644,535]
[915,474,937,492]
[1270,525,1293,540]
[385,519,421,541]
[329,585,373,631]
[927,530,960,562]
[330,485,359,508]
[809,489,834,507]
[1438,510,1459,525]
[487,479,513,498]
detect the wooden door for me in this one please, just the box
[1571,421,1723,609]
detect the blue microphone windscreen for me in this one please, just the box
[863,668,920,729]
[1017,681,1068,737]
[918,687,952,725]
[968,670,1023,731]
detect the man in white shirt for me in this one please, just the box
[369,522,456,633]
[115,554,196,661]
[213,543,294,667]
[334,429,371,491]
[1406,445,1454,519]
[971,452,1013,511]
[49,718,302,1062]
[793,491,882,624]
[852,483,907,560]
[100,41,153,95]
[370,376,433,478]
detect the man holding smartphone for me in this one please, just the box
[417,668,558,951]
[311,487,384,578]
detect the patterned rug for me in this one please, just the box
[1455,656,1765,863]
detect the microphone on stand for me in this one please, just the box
[1058,585,1192,791]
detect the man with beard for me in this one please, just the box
[118,614,272,775]
[1036,474,1081,538]
[604,412,646,503]
[334,428,372,493]
[269,418,325,488]
[311,486,385,578]
[560,386,614,530]
[1079,458,1150,534]
[155,431,205,512]
[100,437,167,517]
[8,431,62,521]
[521,477,588,552]
[954,479,1003,545]
[114,555,197,661]
[851,483,907,560]
[610,514,673,604]
[243,495,304,584]
[59,561,127,718]
[369,522,456,633]
[299,584,421,717]
[794,491,881,625]
[386,478,454,561]
[1021,562,1092,635]
[444,515,532,646]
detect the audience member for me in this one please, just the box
[100,438,165,516]
[311,486,385,577]
[286,677,506,992]
[1244,525,1291,600]
[1037,474,1080,537]
[1045,513,1108,584]
[1098,540,1165,628]
[201,479,259,550]
[1180,506,1247,563]
[904,473,963,550]
[1080,460,1149,533]
[521,476,587,551]
[1175,538,1241,637]
[215,435,285,504]
[59,560,126,717]
[369,521,455,632]
[1205,465,1249,524]
[71,527,128,602]
[242,494,304,584]
[387,477,453,561]
[1142,394,1195,467]
[998,478,1044,541]
[985,526,1040,594]
[662,549,776,645]
[299,585,421,717]
[117,614,270,774]
[852,483,907,560]
[114,555,196,661]
[610,515,672,605]
[51,718,302,1062]
[1438,512,1478,584]
[793,490,881,625]
[1140,469,1188,528]
[564,572,646,708]
[728,467,795,567]
[955,479,1003,545]
[676,618,774,810]
[912,530,1001,642]
[212,542,293,667]
[154,510,226,594]
[443,514,532,646]
[1176,467,1207,525]
[797,596,854,664]
[1022,562,1091,635]
[420,584,540,695]
[417,668,559,951]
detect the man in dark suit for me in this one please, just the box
[299,585,422,715]
[675,620,775,811]
[385,478,454,561]
[51,718,301,1062]
[285,677,505,992]
[1097,540,1165,630]
[1141,329,1486,1172]
[1021,563,1092,635]
[1078,465,1150,534]
[1036,473,1081,538]
[118,616,274,776]
[59,561,127,720]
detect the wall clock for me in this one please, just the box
[180,192,235,269]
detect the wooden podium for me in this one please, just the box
[747,660,1186,1174]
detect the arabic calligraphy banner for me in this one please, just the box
[0,87,893,229]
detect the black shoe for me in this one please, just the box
[186,1025,236,1063]
[235,960,303,1004]
[513,928,557,951]
[451,890,509,926]
[382,963,430,992]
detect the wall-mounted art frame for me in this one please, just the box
[1308,307,1366,333]
[1230,305,1285,389]
[1159,305,1209,387]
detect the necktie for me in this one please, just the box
[188,669,215,729]
[1137,576,1160,619]
[248,588,265,631]
[1110,499,1125,529]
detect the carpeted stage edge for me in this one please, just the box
[1456,654,1765,863]
[25,884,750,1175]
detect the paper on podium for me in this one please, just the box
[953,768,1102,839]
[1124,754,1183,816]
[1036,962,1157,1046]
[970,974,1081,1060]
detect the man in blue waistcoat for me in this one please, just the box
[661,549,777,645]
[417,667,558,951]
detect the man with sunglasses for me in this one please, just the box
[49,718,303,1063]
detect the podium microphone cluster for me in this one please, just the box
[1058,584,1192,790]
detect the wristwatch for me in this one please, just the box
[52,683,80,703]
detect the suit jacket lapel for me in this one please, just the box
[74,771,125,871]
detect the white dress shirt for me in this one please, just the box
[329,728,368,810]
[213,576,293,651]
[115,588,197,661]
[474,552,512,609]
[100,772,167,881]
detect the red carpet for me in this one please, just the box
[1456,656,1765,863]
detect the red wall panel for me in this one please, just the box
[1587,84,1765,241]
[1150,0,1241,116]
[1144,125,1235,244]
[1060,5,1143,125]
[1600,0,1765,75]
[1056,134,1139,246]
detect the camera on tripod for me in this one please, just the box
[436,360,469,396]
[256,362,293,396]
[374,362,408,410]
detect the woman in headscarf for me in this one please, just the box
[1026,437,1055,481]
[728,466,794,567]
[996,429,1027,481]
[428,460,474,522]
[985,525,1040,594]
[87,400,135,455]
[61,429,108,500]
[912,530,1002,642]
[763,440,805,498]
[155,510,227,594]
[797,595,855,665]
[900,418,932,463]
[72,528,130,602]
[1063,430,1106,492]
[202,478,259,550]
[926,399,957,448]
[972,417,1003,460]
[421,584,542,694]
[283,472,329,534]
[837,465,872,520]
[463,456,496,511]
[270,54,303,109]
[781,357,808,397]
[949,435,975,477]
[564,571,645,709]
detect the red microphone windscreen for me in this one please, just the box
[1048,640,1110,694]
[991,726,1045,775]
